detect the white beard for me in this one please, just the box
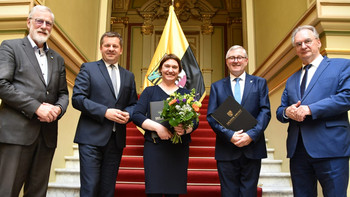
[30,29,50,46]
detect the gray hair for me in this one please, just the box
[226,45,248,59]
[28,5,55,23]
[291,25,319,46]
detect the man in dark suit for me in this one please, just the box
[207,45,271,197]
[0,5,69,197]
[72,32,138,197]
[276,25,350,197]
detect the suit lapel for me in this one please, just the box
[22,38,46,85]
[241,74,253,106]
[302,57,329,100]
[46,50,54,85]
[116,66,126,102]
[97,60,116,98]
[223,77,234,98]
[295,69,303,99]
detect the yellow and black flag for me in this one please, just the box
[143,5,206,101]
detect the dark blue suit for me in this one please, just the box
[72,60,138,197]
[276,57,350,196]
[207,74,271,197]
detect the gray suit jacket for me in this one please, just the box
[0,37,69,148]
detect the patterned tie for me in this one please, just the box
[300,64,312,98]
[110,64,118,98]
[234,78,241,104]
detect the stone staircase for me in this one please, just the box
[47,144,80,197]
[47,142,293,197]
[259,142,293,196]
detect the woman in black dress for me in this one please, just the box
[132,54,198,197]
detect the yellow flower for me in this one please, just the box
[187,97,193,104]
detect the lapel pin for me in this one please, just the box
[250,80,253,83]
[50,56,53,59]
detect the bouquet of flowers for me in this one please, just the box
[160,88,202,144]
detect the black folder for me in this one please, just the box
[150,101,171,139]
[211,96,257,131]
[150,101,165,125]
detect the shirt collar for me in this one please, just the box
[104,60,119,71]
[230,72,246,82]
[27,35,49,52]
[303,54,323,69]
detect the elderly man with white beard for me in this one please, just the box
[0,5,68,197]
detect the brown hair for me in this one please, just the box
[100,32,123,48]
[158,54,182,73]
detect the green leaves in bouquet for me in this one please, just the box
[160,88,202,144]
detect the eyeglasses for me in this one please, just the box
[294,38,314,48]
[226,56,246,62]
[31,18,53,28]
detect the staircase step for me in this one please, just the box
[115,183,222,197]
[266,148,275,160]
[123,145,216,157]
[120,156,218,169]
[126,136,145,145]
[259,172,291,187]
[123,146,275,159]
[199,115,207,121]
[189,137,216,146]
[54,168,80,184]
[198,121,212,128]
[191,128,216,138]
[64,156,80,169]
[117,169,220,184]
[126,127,144,136]
[189,146,215,157]
[261,186,293,197]
[47,183,80,197]
[261,160,283,173]
[72,144,79,157]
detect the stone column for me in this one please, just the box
[201,14,214,94]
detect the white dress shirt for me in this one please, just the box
[230,72,246,100]
[105,61,121,97]
[300,54,323,90]
[28,35,48,85]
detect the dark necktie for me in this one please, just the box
[234,78,241,104]
[110,64,118,98]
[300,64,312,98]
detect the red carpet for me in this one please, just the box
[115,97,262,197]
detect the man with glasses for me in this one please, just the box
[0,5,68,196]
[276,25,350,196]
[207,45,271,197]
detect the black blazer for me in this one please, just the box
[72,60,138,149]
[0,37,69,148]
